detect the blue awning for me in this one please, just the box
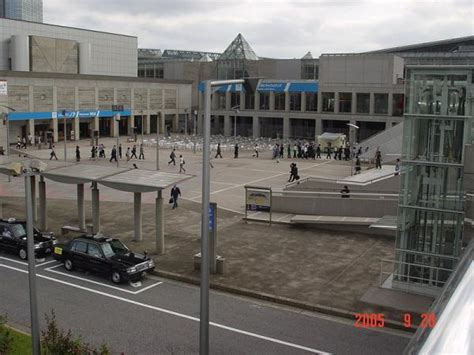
[7,109,132,121]
[288,82,319,93]
[198,82,245,93]
[257,82,287,92]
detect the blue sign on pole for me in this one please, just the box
[208,204,215,232]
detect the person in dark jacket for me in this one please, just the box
[171,185,181,209]
[75,146,80,162]
[234,144,239,158]
[340,185,350,198]
[215,143,223,158]
[316,144,322,159]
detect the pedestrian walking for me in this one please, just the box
[139,144,145,160]
[126,147,131,162]
[28,133,33,146]
[234,143,239,158]
[355,157,361,174]
[75,146,80,162]
[110,145,118,162]
[170,185,181,209]
[16,136,21,149]
[90,145,96,160]
[215,143,223,158]
[179,155,186,173]
[118,144,123,159]
[168,149,176,165]
[316,144,321,159]
[279,144,284,159]
[375,150,382,169]
[394,158,401,175]
[326,146,332,159]
[131,144,138,159]
[49,145,58,160]
[288,163,299,182]
[253,144,259,158]
[287,144,291,159]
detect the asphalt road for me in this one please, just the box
[0,254,410,354]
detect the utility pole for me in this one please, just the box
[156,112,160,171]
[61,110,67,162]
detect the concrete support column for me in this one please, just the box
[155,190,164,255]
[39,177,47,230]
[283,117,290,139]
[317,91,323,113]
[225,92,231,110]
[93,115,99,133]
[52,118,58,143]
[224,115,231,136]
[91,182,100,234]
[74,117,80,141]
[240,91,246,110]
[174,113,179,133]
[145,113,151,134]
[128,116,134,136]
[269,92,275,111]
[27,120,35,143]
[334,92,340,113]
[351,91,357,114]
[252,116,260,138]
[301,92,306,113]
[77,184,86,231]
[369,93,375,115]
[388,92,394,116]
[30,175,37,222]
[315,119,323,141]
[110,116,117,137]
[134,192,142,241]
[211,92,218,110]
[285,92,290,112]
[255,92,260,110]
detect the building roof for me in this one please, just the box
[364,35,474,54]
[218,33,258,61]
[302,51,313,59]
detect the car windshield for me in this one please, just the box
[100,243,115,258]
[110,240,128,254]
[11,224,27,238]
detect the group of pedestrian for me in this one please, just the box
[288,163,299,183]
[88,143,146,163]
[16,135,32,149]
[167,149,186,173]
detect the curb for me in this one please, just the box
[151,269,416,333]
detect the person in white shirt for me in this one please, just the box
[179,155,186,173]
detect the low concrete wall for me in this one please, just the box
[273,195,398,217]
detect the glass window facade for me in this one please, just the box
[392,94,404,116]
[289,93,301,111]
[260,93,270,110]
[374,93,388,114]
[245,92,254,110]
[339,92,352,113]
[274,93,285,110]
[306,93,317,111]
[356,93,370,114]
[301,61,319,80]
[322,92,335,112]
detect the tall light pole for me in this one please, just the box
[140,110,144,143]
[115,114,120,168]
[156,112,160,171]
[231,105,240,144]
[193,110,198,154]
[61,110,68,162]
[200,79,245,355]
[347,123,359,176]
[184,108,188,136]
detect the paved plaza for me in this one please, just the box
[0,135,409,324]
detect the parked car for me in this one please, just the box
[53,234,155,284]
[0,218,56,260]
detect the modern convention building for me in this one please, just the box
[0,17,192,150]
[0,0,43,22]
[138,34,474,144]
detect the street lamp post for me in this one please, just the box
[347,123,359,176]
[200,79,244,355]
[184,108,188,136]
[61,110,68,162]
[156,112,160,171]
[193,110,198,154]
[1,104,17,183]
[115,114,120,168]
[231,106,240,144]
[140,110,144,143]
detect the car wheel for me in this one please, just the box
[64,259,73,271]
[18,248,27,260]
[111,271,122,284]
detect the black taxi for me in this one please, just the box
[53,234,155,283]
[0,218,57,260]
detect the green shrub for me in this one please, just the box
[0,315,14,354]
[42,311,109,355]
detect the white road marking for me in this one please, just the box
[0,256,59,268]
[0,263,329,354]
[189,160,332,201]
[44,264,163,295]
[37,259,58,267]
